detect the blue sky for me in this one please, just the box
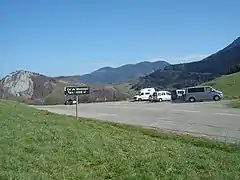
[0,0,239,77]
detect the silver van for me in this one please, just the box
[185,86,223,102]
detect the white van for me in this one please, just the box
[150,91,171,102]
[134,88,155,101]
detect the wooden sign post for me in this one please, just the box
[64,86,90,120]
[75,95,78,120]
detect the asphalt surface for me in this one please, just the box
[33,100,240,142]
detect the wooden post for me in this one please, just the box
[76,95,78,120]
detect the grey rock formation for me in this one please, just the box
[1,70,35,98]
[0,70,57,102]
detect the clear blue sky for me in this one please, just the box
[1,0,239,77]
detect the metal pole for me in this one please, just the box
[76,95,78,120]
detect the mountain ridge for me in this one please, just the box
[60,60,170,83]
[132,37,240,90]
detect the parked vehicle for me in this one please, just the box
[185,86,223,102]
[150,91,171,102]
[134,88,155,101]
[171,89,186,102]
[64,99,77,105]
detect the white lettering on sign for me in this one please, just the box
[66,87,77,91]
[76,87,89,91]
[64,86,90,95]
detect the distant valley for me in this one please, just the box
[1,37,240,105]
[1,59,170,105]
[0,70,136,105]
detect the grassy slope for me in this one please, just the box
[53,80,134,102]
[0,100,240,180]
[202,72,240,99]
[113,82,137,97]
[201,72,240,108]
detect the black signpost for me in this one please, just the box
[64,86,90,120]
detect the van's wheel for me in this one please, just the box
[189,97,196,103]
[159,98,163,102]
[138,98,142,101]
[213,95,220,101]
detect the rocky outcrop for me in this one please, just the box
[0,70,56,100]
[1,70,36,98]
[0,70,59,104]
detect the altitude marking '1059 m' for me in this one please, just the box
[64,86,90,120]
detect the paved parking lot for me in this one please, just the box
[33,100,240,142]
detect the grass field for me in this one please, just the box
[0,100,240,180]
[113,81,137,97]
[202,72,240,108]
[202,72,240,99]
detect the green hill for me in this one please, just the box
[133,37,240,90]
[1,100,240,179]
[202,72,240,99]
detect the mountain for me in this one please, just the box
[0,70,68,104]
[63,60,170,83]
[133,37,240,90]
[0,70,136,105]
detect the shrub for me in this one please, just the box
[231,99,240,108]
[44,94,59,105]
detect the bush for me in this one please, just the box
[231,99,240,108]
[44,94,59,105]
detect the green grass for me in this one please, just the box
[201,72,240,108]
[114,82,137,97]
[0,100,240,180]
[202,72,240,99]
